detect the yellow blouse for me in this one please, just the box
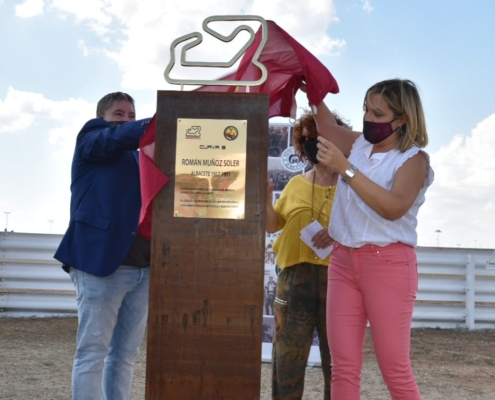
[273,174,335,269]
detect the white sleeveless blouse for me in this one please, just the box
[329,135,434,248]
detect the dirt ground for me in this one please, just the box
[0,318,494,400]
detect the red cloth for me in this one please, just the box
[137,115,169,240]
[196,20,339,118]
[137,20,339,239]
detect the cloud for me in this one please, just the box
[27,0,345,91]
[0,87,93,134]
[0,87,53,132]
[0,88,96,234]
[15,0,44,18]
[362,0,374,14]
[50,0,112,26]
[417,113,495,248]
[434,114,495,189]
[0,87,95,162]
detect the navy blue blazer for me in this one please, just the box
[54,117,151,277]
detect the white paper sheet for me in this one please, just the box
[300,220,333,260]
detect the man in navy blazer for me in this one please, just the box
[55,92,152,400]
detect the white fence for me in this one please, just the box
[1,231,495,330]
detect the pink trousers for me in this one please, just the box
[327,242,421,400]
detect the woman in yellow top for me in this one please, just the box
[266,110,350,400]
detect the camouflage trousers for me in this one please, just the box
[272,263,331,400]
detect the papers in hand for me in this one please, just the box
[300,220,333,260]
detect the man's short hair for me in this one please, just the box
[96,92,135,118]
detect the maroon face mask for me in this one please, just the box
[362,119,399,144]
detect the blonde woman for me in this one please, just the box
[311,79,433,400]
[266,110,351,400]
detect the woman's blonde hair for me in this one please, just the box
[365,79,428,151]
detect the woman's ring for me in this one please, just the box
[324,147,327,153]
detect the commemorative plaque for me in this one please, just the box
[146,15,269,400]
[174,118,247,219]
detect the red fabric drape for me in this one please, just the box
[137,115,169,240]
[137,20,339,239]
[196,20,339,118]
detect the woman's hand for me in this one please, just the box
[311,228,334,249]
[311,101,360,157]
[265,173,279,233]
[316,136,350,174]
[266,173,275,201]
[316,137,430,221]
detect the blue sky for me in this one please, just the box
[1,0,494,249]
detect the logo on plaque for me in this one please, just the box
[224,126,239,141]
[186,126,202,139]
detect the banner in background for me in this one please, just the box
[263,122,320,347]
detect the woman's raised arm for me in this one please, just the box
[312,100,360,157]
